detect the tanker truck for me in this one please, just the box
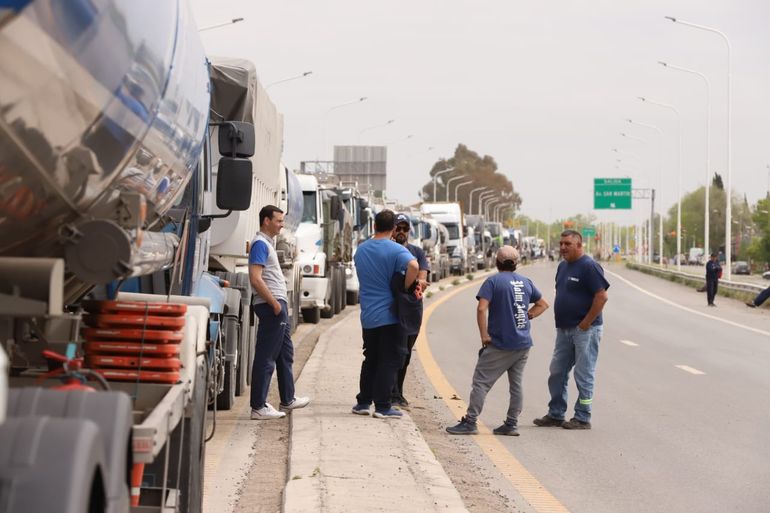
[0,2,257,512]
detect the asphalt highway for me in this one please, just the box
[426,261,770,513]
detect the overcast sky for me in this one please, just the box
[191,0,770,224]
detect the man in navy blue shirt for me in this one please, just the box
[352,210,419,419]
[391,213,430,407]
[705,252,722,307]
[447,246,549,436]
[534,230,609,430]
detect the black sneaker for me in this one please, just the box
[562,417,591,430]
[446,417,478,435]
[533,415,564,427]
[746,302,757,308]
[392,396,409,408]
[493,423,520,436]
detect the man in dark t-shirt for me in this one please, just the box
[391,213,430,406]
[534,229,609,430]
[446,246,549,436]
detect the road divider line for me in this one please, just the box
[417,280,571,513]
[605,269,770,337]
[619,340,639,347]
[675,365,706,375]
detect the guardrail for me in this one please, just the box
[629,262,765,295]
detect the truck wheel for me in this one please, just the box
[302,307,321,324]
[346,290,359,305]
[216,361,236,411]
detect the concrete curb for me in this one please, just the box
[283,309,468,513]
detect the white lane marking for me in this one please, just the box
[620,339,639,347]
[605,269,770,338]
[675,365,706,375]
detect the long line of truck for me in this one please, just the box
[0,3,518,512]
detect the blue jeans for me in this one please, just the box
[754,287,770,307]
[547,325,602,423]
[250,300,295,410]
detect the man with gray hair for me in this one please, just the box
[534,229,609,430]
[446,246,549,436]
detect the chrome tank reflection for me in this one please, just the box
[0,0,208,281]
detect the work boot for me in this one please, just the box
[533,415,564,427]
[446,417,478,435]
[561,417,591,430]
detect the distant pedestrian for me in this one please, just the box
[249,205,310,420]
[746,285,770,308]
[352,210,419,419]
[446,246,549,436]
[705,252,722,307]
[391,213,430,407]
[534,230,609,430]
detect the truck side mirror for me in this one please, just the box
[217,157,252,211]
[218,121,255,157]
[329,195,341,220]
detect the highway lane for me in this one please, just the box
[425,261,770,513]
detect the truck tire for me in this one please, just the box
[322,271,335,318]
[302,307,320,324]
[216,361,236,411]
[346,290,359,305]
[338,267,347,312]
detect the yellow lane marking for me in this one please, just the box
[417,280,571,513]
[675,365,706,375]
[605,269,770,337]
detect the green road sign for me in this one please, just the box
[582,226,596,238]
[594,178,632,209]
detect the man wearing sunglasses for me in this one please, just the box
[391,213,430,407]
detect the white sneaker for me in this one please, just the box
[251,403,286,420]
[280,396,310,411]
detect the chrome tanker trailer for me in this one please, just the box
[0,2,254,512]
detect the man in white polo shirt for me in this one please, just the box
[249,205,310,419]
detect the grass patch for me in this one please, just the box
[452,279,462,286]
[438,285,445,291]
[426,291,434,299]
[466,273,474,281]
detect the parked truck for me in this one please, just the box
[0,3,260,512]
[206,59,304,408]
[421,202,470,276]
[465,215,494,270]
[336,182,371,305]
[296,174,352,323]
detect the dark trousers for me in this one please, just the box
[706,279,719,305]
[356,324,407,411]
[392,334,418,400]
[753,287,770,307]
[251,300,295,410]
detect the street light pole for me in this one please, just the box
[452,179,474,203]
[322,97,368,160]
[659,60,712,256]
[267,71,313,89]
[444,174,467,202]
[639,97,684,271]
[478,191,496,216]
[468,187,489,215]
[666,16,732,278]
[627,119,664,264]
[432,167,455,202]
[198,17,244,32]
[358,119,395,143]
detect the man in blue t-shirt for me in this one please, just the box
[351,210,418,419]
[391,213,431,407]
[534,229,609,430]
[447,246,549,436]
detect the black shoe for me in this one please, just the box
[562,417,591,430]
[446,417,478,435]
[533,415,564,427]
[707,303,716,307]
[493,423,520,436]
[392,396,409,407]
[746,302,757,308]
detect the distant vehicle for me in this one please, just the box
[688,247,705,265]
[653,254,661,264]
[732,261,750,275]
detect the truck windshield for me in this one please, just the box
[302,191,317,223]
[444,223,460,239]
